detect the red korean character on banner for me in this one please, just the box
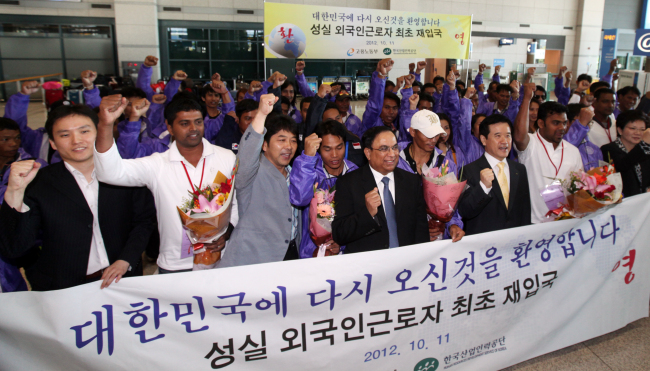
[612,249,636,284]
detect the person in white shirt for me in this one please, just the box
[0,105,156,290]
[514,84,584,224]
[588,88,618,147]
[94,95,237,274]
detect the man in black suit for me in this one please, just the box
[332,126,429,253]
[0,105,156,291]
[458,114,531,235]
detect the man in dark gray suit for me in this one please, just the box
[218,92,302,268]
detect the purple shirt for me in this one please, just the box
[136,65,181,105]
[563,120,603,170]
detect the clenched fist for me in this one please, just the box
[21,81,40,96]
[303,133,322,157]
[416,61,426,72]
[248,80,262,94]
[273,73,287,89]
[172,70,188,81]
[446,70,456,89]
[7,160,41,193]
[296,61,305,75]
[318,83,332,99]
[330,84,342,97]
[258,93,278,116]
[129,98,150,121]
[144,55,158,67]
[98,95,128,126]
[377,58,394,77]
[522,82,536,100]
[81,70,97,89]
[409,63,416,72]
[409,93,420,110]
[365,187,382,217]
[405,74,416,87]
[578,107,595,127]
[464,87,476,99]
[480,168,495,189]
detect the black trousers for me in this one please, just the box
[283,239,299,261]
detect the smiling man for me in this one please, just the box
[216,93,302,267]
[458,114,531,235]
[332,126,429,253]
[514,83,583,223]
[0,105,156,290]
[94,96,238,274]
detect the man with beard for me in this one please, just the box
[217,94,301,267]
[588,88,618,147]
[94,96,238,274]
[332,126,429,253]
[514,83,583,224]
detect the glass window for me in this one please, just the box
[0,37,62,59]
[168,28,208,41]
[170,61,210,79]
[169,40,209,60]
[0,23,59,37]
[211,29,257,41]
[211,61,259,80]
[62,25,111,38]
[211,41,258,61]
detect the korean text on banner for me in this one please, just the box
[263,2,471,60]
[1,194,650,370]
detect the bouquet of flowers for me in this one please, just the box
[309,184,337,257]
[176,170,235,270]
[421,161,467,240]
[562,164,622,218]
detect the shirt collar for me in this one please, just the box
[369,165,394,185]
[535,130,563,152]
[168,137,214,163]
[63,160,96,182]
[484,151,507,169]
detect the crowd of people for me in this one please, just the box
[0,55,649,293]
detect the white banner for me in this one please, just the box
[1,194,650,371]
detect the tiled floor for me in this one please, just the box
[4,99,650,371]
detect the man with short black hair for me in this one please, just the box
[615,86,641,118]
[514,84,583,223]
[1,105,156,290]
[212,99,258,154]
[477,82,521,123]
[458,114,531,235]
[589,88,617,147]
[217,94,302,267]
[568,74,593,104]
[332,125,429,253]
[94,96,238,274]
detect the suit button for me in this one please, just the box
[285,240,289,244]
[288,218,291,222]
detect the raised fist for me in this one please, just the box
[405,74,416,87]
[409,63,415,72]
[211,81,229,94]
[152,94,167,105]
[318,83,332,99]
[258,93,278,116]
[395,76,405,90]
[527,67,536,76]
[408,93,420,110]
[478,63,486,73]
[494,65,501,74]
[172,70,188,81]
[522,82,536,99]
[7,160,41,194]
[330,84,341,97]
[21,81,40,95]
[304,133,322,157]
[446,70,456,88]
[377,58,394,76]
[565,71,573,81]
[98,94,128,126]
[510,80,521,94]
[480,168,495,189]
[81,70,97,89]
[578,106,595,126]
[273,73,287,89]
[477,83,485,92]
[296,61,305,74]
[464,87,476,99]
[610,58,618,71]
[249,81,262,93]
[211,72,221,82]
[144,55,158,67]
[416,61,426,72]
[130,98,150,120]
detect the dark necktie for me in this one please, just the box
[381,177,399,248]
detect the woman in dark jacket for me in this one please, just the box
[601,110,650,197]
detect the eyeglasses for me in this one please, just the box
[370,144,399,153]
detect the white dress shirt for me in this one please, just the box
[588,115,617,147]
[94,138,238,271]
[369,166,395,205]
[63,162,110,275]
[515,131,583,224]
[480,152,510,194]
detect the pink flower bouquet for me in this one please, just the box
[421,161,467,239]
[309,184,337,257]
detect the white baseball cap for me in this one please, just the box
[410,110,446,139]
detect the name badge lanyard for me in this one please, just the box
[537,132,563,177]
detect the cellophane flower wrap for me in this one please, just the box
[309,183,336,257]
[177,168,236,270]
[562,163,622,218]
[421,161,468,240]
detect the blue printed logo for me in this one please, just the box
[414,357,439,371]
[347,48,355,56]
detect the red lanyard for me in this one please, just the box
[181,159,205,195]
[537,132,564,177]
[604,117,613,143]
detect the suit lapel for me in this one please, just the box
[49,163,92,213]
[507,159,519,215]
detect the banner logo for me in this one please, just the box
[267,23,307,58]
[383,48,392,55]
[347,48,355,56]
[414,357,439,371]
[637,33,650,53]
